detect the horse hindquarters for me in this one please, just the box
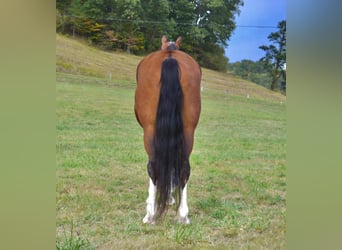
[137,44,201,224]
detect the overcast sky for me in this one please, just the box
[225,0,286,63]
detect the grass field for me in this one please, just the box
[56,34,286,249]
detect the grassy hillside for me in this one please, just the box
[56,34,286,103]
[56,34,286,249]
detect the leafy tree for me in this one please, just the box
[194,0,243,46]
[167,0,196,52]
[140,0,171,52]
[191,0,243,71]
[194,43,229,71]
[259,20,286,91]
[67,0,84,37]
[109,0,144,53]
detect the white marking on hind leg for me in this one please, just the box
[178,184,190,224]
[143,178,156,224]
[168,181,175,205]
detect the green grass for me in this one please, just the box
[56,35,286,249]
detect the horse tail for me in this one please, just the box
[153,57,186,217]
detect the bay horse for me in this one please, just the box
[134,36,201,224]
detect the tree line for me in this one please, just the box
[56,1,285,92]
[56,0,243,71]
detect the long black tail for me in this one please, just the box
[154,57,186,217]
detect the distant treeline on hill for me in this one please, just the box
[227,60,272,89]
[228,60,286,92]
[56,0,243,71]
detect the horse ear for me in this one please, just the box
[175,36,182,48]
[161,35,168,50]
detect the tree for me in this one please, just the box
[140,0,171,52]
[110,0,144,53]
[192,0,243,71]
[167,0,196,52]
[194,0,242,46]
[259,20,286,91]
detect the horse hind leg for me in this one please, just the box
[178,159,191,224]
[143,161,157,224]
[143,178,156,224]
[178,184,190,224]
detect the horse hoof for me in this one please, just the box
[143,215,155,225]
[178,216,190,224]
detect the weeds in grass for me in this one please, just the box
[56,221,93,250]
[169,223,203,245]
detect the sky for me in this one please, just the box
[225,0,286,63]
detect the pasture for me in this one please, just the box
[56,35,286,249]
